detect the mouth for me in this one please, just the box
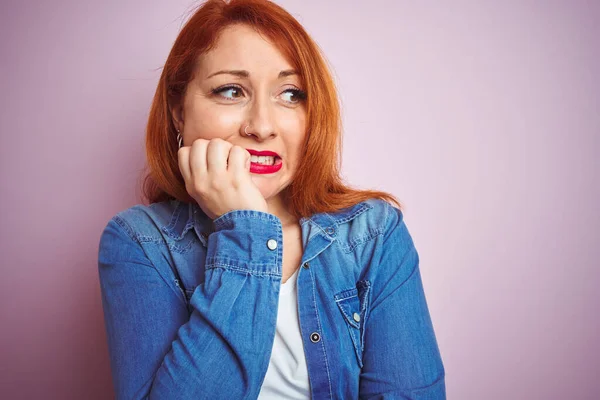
[246,149,282,166]
[246,148,283,174]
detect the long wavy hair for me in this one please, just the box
[141,0,402,218]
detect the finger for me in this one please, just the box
[229,145,251,181]
[189,138,209,183]
[206,138,231,174]
[177,146,192,184]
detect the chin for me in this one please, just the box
[251,176,285,201]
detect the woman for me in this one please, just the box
[98,0,446,398]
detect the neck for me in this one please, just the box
[266,193,297,227]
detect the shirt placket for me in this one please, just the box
[297,226,336,400]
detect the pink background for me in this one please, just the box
[1,1,598,398]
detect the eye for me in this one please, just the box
[211,85,244,100]
[280,88,307,104]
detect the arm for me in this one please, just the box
[359,206,446,399]
[98,209,282,399]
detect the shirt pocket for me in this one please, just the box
[334,280,371,369]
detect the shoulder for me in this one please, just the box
[328,198,408,253]
[341,200,419,300]
[336,198,405,235]
[101,200,178,243]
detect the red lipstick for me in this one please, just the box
[246,149,283,174]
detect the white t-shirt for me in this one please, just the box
[257,267,311,398]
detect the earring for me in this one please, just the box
[176,129,183,149]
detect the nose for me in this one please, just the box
[242,92,276,141]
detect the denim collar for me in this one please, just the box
[161,199,374,246]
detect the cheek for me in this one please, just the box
[280,138,305,177]
[185,103,243,139]
[280,113,307,162]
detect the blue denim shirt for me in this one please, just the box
[98,197,445,399]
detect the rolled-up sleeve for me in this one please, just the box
[359,205,446,399]
[98,210,283,399]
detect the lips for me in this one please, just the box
[246,149,281,158]
[245,148,283,174]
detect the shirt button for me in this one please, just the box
[326,227,335,235]
[353,312,361,322]
[302,262,310,269]
[267,239,278,250]
[310,332,321,343]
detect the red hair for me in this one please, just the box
[141,0,402,218]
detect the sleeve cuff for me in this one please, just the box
[207,210,283,275]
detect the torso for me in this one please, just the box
[281,223,303,283]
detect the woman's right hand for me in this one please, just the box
[177,137,269,220]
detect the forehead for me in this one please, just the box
[196,24,293,77]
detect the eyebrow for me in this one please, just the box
[206,69,298,79]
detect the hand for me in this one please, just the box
[178,138,268,220]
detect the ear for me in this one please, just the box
[169,101,184,131]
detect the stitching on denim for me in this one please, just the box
[335,202,373,225]
[383,199,392,235]
[205,263,282,277]
[334,287,358,301]
[276,212,282,272]
[135,233,194,254]
[357,280,371,356]
[357,280,372,310]
[168,239,194,254]
[112,215,137,242]
[341,312,362,363]
[162,201,199,242]
[163,201,183,233]
[300,216,312,226]
[336,296,360,329]
[113,216,167,251]
[213,210,280,230]
[335,293,358,303]
[205,256,278,270]
[309,265,333,397]
[111,215,187,308]
[334,282,370,367]
[340,227,385,253]
[136,234,163,243]
[309,221,330,238]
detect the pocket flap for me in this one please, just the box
[335,288,361,329]
[334,280,371,368]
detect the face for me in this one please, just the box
[172,23,307,203]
